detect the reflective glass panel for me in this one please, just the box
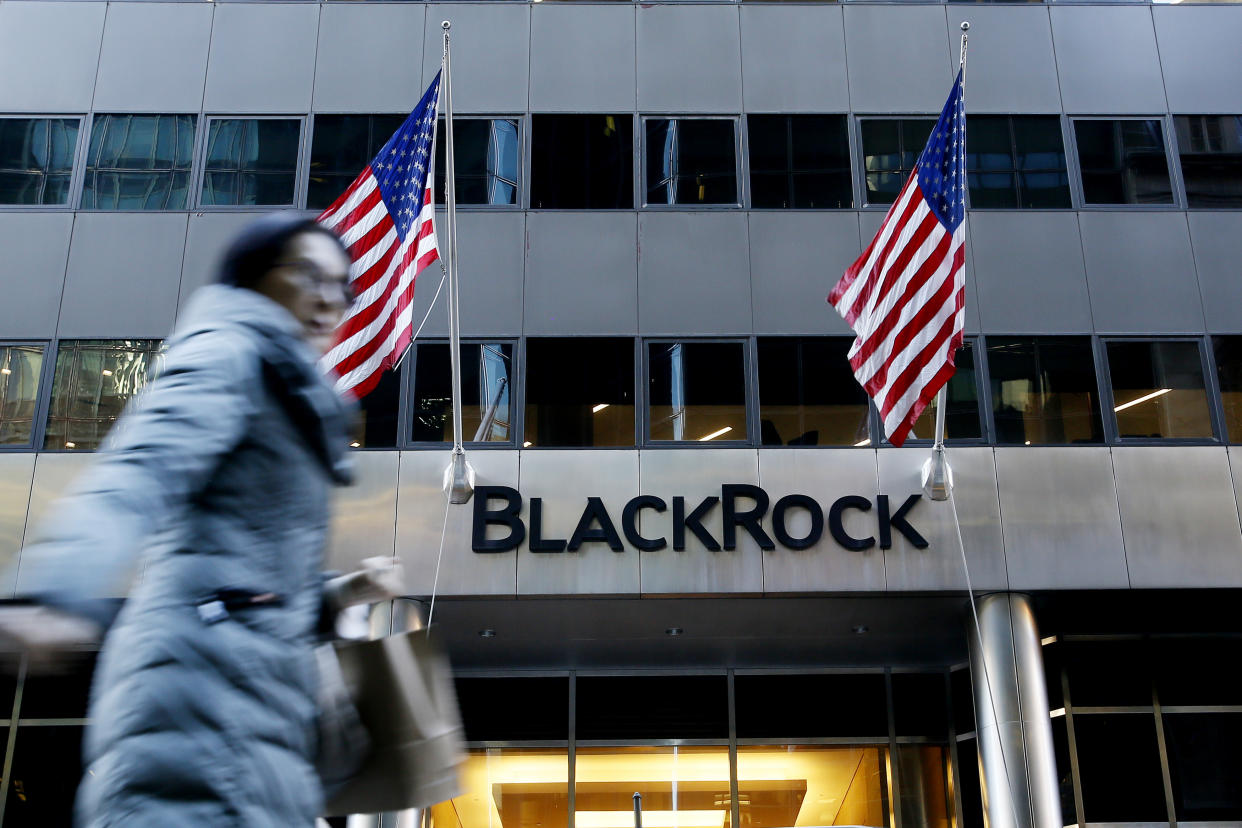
[201,118,300,206]
[956,738,984,828]
[430,749,569,828]
[21,652,96,718]
[1063,639,1153,707]
[1050,716,1077,824]
[435,118,520,205]
[966,115,1070,208]
[757,338,868,446]
[1174,115,1242,206]
[575,747,732,828]
[736,746,891,828]
[44,339,163,451]
[0,344,45,446]
[349,368,399,449]
[5,726,84,827]
[307,114,405,210]
[896,745,951,828]
[648,342,746,442]
[1214,336,1242,441]
[577,676,729,740]
[81,114,195,210]
[455,677,570,741]
[892,673,949,739]
[524,338,634,448]
[1151,637,1242,705]
[1074,119,1174,205]
[906,342,982,441]
[645,119,737,206]
[734,674,889,739]
[1106,340,1213,439]
[531,115,633,209]
[1072,713,1168,822]
[1162,712,1242,821]
[747,115,852,209]
[0,117,79,205]
[411,342,513,443]
[987,337,1103,444]
[860,118,936,205]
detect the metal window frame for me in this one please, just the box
[403,336,521,449]
[304,111,407,213]
[526,113,637,212]
[76,112,202,213]
[1205,334,1239,445]
[964,113,1074,211]
[436,113,525,211]
[1168,113,1242,211]
[742,113,856,211]
[639,115,744,210]
[640,336,754,447]
[0,114,89,212]
[193,114,309,211]
[519,335,641,451]
[853,114,938,211]
[0,340,56,453]
[1067,115,1182,211]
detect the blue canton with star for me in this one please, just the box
[915,70,966,233]
[369,71,441,242]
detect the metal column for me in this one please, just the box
[966,593,1061,828]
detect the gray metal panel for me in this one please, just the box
[1050,6,1166,114]
[396,450,518,596]
[638,213,752,335]
[59,213,188,339]
[530,5,636,112]
[456,212,524,338]
[1231,447,1242,535]
[943,6,1060,114]
[204,4,319,113]
[422,5,529,113]
[637,448,764,594]
[740,5,848,113]
[971,211,1093,334]
[0,454,35,598]
[313,5,425,113]
[877,447,1007,592]
[524,212,638,336]
[1187,212,1242,334]
[1113,447,1242,588]
[516,450,640,595]
[0,2,105,112]
[750,212,857,336]
[995,448,1128,590]
[325,451,399,574]
[844,5,954,113]
[636,4,743,113]
[92,3,212,112]
[1079,212,1204,334]
[1153,7,1242,113]
[16,453,100,594]
[0,213,72,339]
[177,212,268,317]
[757,449,884,592]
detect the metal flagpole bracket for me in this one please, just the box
[922,444,953,501]
[443,447,476,505]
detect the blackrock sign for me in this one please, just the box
[471,485,928,554]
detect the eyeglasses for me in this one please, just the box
[273,259,355,306]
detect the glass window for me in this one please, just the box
[307,114,405,211]
[860,118,936,206]
[644,119,738,206]
[44,340,163,451]
[747,115,852,208]
[1162,712,1242,821]
[576,747,731,828]
[430,749,569,828]
[435,118,519,206]
[1072,713,1168,822]
[1214,336,1242,442]
[5,726,84,827]
[737,746,891,828]
[905,341,981,442]
[531,115,633,209]
[956,738,984,828]
[1063,639,1152,707]
[1174,115,1242,207]
[200,118,300,207]
[0,117,79,205]
[0,344,45,446]
[455,677,570,741]
[1151,637,1242,706]
[524,338,634,448]
[987,337,1103,445]
[896,745,951,828]
[1106,340,1213,440]
[757,337,869,446]
[734,674,889,739]
[81,114,195,210]
[1050,716,1077,824]
[892,672,949,739]
[350,368,400,449]
[21,652,95,718]
[576,676,729,740]
[951,667,975,735]
[1074,119,1174,205]
[648,342,747,443]
[411,342,513,443]
[966,115,1070,208]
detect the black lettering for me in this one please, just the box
[682,496,721,551]
[722,484,775,550]
[567,497,624,551]
[529,497,567,552]
[828,495,875,551]
[472,486,525,552]
[622,495,667,551]
[771,494,824,550]
[878,494,928,549]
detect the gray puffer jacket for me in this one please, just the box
[15,284,353,827]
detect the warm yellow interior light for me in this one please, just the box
[577,811,725,828]
[853,438,870,447]
[698,426,732,442]
[592,403,610,413]
[1114,387,1171,412]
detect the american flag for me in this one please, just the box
[829,70,967,448]
[318,72,443,398]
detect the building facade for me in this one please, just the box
[1,0,1242,825]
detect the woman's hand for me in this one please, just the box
[324,557,406,613]
[0,605,102,674]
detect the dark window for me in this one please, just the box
[1151,637,1242,705]
[734,674,889,738]
[648,342,747,442]
[411,342,513,443]
[1213,336,1242,442]
[1,344,46,446]
[1163,712,1242,821]
[747,115,851,208]
[1073,714,1168,822]
[860,118,936,205]
[307,114,405,210]
[350,368,400,449]
[966,115,1070,208]
[81,114,195,210]
[5,726,84,828]
[455,677,569,741]
[0,117,79,205]
[1074,119,1174,205]
[892,672,949,738]
[906,341,982,442]
[644,118,737,206]
[951,666,975,735]
[987,337,1103,445]
[576,675,728,740]
[1106,340,1213,440]
[531,115,632,209]
[956,738,984,828]
[1063,639,1153,707]
[21,653,96,718]
[434,118,519,206]
[1043,639,1064,710]
[1174,115,1242,207]
[757,337,869,446]
[524,338,634,448]
[44,340,163,451]
[1050,715,1077,824]
[201,118,300,206]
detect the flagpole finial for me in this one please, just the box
[960,21,970,31]
[442,20,451,30]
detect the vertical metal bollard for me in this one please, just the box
[633,792,642,828]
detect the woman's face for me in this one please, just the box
[252,231,353,356]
